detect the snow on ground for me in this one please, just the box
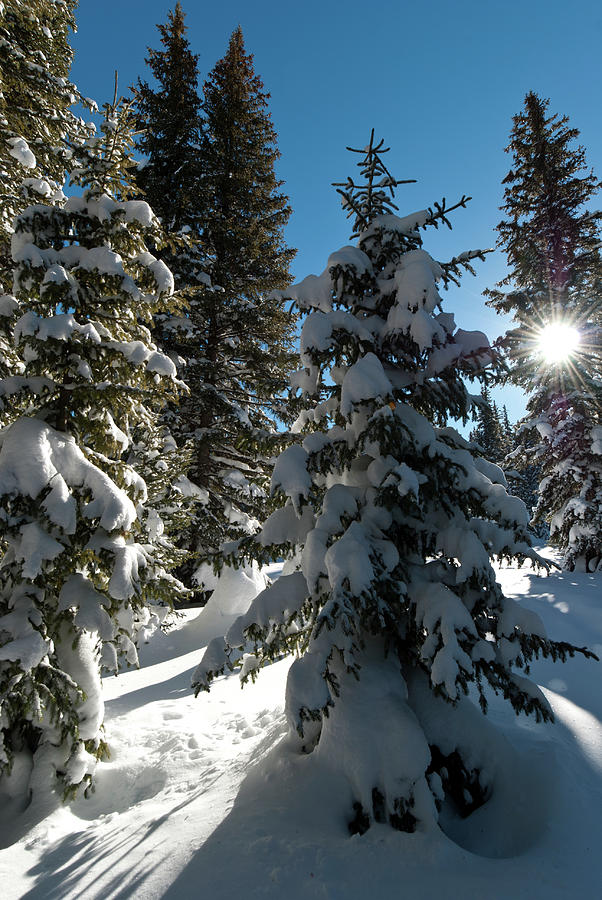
[1,554,600,899]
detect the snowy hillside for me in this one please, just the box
[1,555,600,900]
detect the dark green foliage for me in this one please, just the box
[426,745,490,818]
[349,787,418,835]
[505,424,547,539]
[133,2,206,286]
[176,26,297,588]
[531,393,602,568]
[468,392,547,536]
[486,91,602,331]
[133,17,297,592]
[134,3,202,232]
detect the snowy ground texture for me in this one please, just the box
[1,554,601,899]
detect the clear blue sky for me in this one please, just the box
[71,0,602,424]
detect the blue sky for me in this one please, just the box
[71,0,602,424]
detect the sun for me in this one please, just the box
[537,322,580,364]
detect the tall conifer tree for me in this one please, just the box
[132,4,209,574]
[487,93,602,568]
[181,26,296,589]
[133,18,295,591]
[134,18,296,592]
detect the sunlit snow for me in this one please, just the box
[0,555,600,898]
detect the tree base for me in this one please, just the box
[347,745,489,835]
[348,787,418,836]
[427,745,490,818]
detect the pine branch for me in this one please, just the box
[440,248,494,287]
[424,195,472,230]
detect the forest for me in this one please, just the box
[0,2,600,898]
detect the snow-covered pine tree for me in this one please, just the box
[0,291,22,426]
[0,0,93,429]
[172,25,297,593]
[470,395,548,539]
[500,404,513,452]
[192,134,595,834]
[132,21,296,595]
[0,96,186,802]
[486,92,602,569]
[467,394,548,536]
[0,0,93,285]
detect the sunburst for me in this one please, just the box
[536,322,580,364]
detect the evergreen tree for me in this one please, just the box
[131,3,209,587]
[193,135,594,833]
[500,404,513,453]
[468,386,506,463]
[177,26,296,590]
[132,3,206,287]
[486,93,602,568]
[532,395,602,568]
[0,97,186,801]
[470,396,548,541]
[0,0,92,283]
[504,425,547,539]
[0,292,22,425]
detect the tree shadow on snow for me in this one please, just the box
[104,662,198,718]
[19,784,209,900]
[18,681,602,899]
[160,690,602,900]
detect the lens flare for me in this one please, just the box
[537,322,580,363]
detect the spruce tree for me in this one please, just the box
[178,26,296,590]
[132,3,206,287]
[0,0,92,283]
[486,93,602,568]
[0,97,185,802]
[470,396,548,540]
[131,3,209,587]
[468,386,506,464]
[193,135,594,833]
[0,0,93,517]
